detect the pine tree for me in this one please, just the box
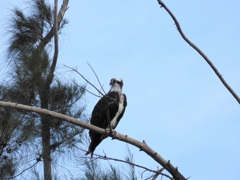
[1,0,86,179]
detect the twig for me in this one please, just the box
[157,0,240,104]
[86,62,107,95]
[71,80,102,98]
[151,168,166,180]
[2,161,39,179]
[73,145,172,180]
[64,65,105,97]
[98,156,171,180]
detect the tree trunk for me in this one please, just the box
[41,116,52,180]
[40,86,52,180]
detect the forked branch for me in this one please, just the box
[86,62,107,95]
[157,0,240,104]
[46,0,59,84]
[64,65,105,97]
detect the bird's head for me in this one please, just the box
[109,78,123,92]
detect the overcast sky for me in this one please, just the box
[1,0,240,179]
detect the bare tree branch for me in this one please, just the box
[98,156,171,180]
[0,101,187,180]
[86,62,107,95]
[38,0,69,51]
[64,65,105,97]
[72,145,172,179]
[46,0,59,85]
[151,168,165,180]
[157,0,240,104]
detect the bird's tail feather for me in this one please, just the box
[85,149,93,157]
[85,137,102,158]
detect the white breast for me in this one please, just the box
[110,93,124,128]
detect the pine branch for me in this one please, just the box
[0,101,187,180]
[157,0,240,104]
[2,161,39,180]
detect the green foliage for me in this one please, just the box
[8,1,51,58]
[81,159,122,180]
[124,146,137,180]
[0,85,40,179]
[1,0,139,179]
[0,0,86,179]
[78,145,137,180]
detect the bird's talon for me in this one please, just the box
[111,130,117,135]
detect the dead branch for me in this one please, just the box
[86,62,107,95]
[73,145,171,179]
[157,0,240,104]
[64,65,105,97]
[98,156,171,180]
[0,101,187,180]
[151,168,165,180]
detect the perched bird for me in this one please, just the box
[86,78,127,157]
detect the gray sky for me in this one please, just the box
[1,0,240,179]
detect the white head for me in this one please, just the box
[109,78,123,92]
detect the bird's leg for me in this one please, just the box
[106,108,114,134]
[109,121,117,135]
[109,120,118,136]
[106,108,112,133]
[106,108,117,135]
[100,109,112,139]
[108,99,120,135]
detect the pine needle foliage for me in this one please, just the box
[1,0,86,179]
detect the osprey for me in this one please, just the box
[86,78,127,157]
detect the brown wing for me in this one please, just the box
[86,91,120,156]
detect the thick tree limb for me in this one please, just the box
[0,101,187,180]
[46,0,59,86]
[38,0,69,51]
[157,0,240,104]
